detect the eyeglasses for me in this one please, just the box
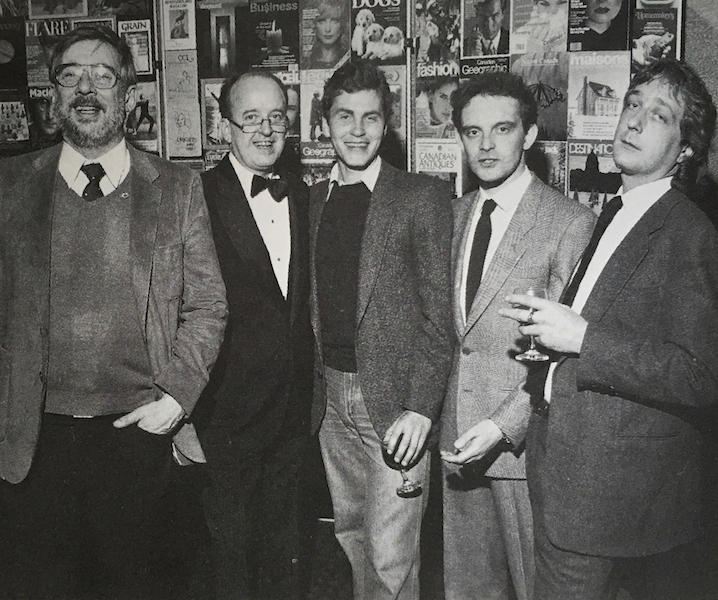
[226,114,288,134]
[54,63,119,89]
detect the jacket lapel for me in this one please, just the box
[464,178,539,332]
[580,189,679,323]
[128,147,162,330]
[309,179,329,340]
[357,162,397,328]
[212,157,286,306]
[286,181,308,329]
[452,191,478,338]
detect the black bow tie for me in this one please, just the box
[251,175,288,201]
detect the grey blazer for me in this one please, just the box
[441,175,595,479]
[0,144,227,483]
[308,161,455,438]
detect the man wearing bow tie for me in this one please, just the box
[196,71,314,600]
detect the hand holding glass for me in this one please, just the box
[381,441,423,498]
[513,286,550,362]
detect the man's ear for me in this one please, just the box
[523,123,538,151]
[124,85,137,112]
[219,118,232,143]
[676,144,694,165]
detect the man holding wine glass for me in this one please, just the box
[501,59,718,599]
[438,72,595,600]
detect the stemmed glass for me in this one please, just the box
[513,286,550,362]
[381,442,423,498]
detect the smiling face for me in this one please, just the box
[315,4,342,47]
[458,94,537,188]
[612,77,692,191]
[428,81,457,124]
[223,75,287,176]
[54,39,135,159]
[327,89,386,181]
[586,0,621,32]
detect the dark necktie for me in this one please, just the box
[251,174,288,201]
[482,39,495,55]
[81,163,105,202]
[465,199,497,311]
[561,196,623,306]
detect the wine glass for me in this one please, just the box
[381,442,423,498]
[513,286,550,362]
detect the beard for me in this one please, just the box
[55,92,127,151]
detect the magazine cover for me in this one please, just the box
[118,19,152,75]
[27,85,62,148]
[379,63,407,169]
[204,148,229,170]
[28,0,87,19]
[511,0,568,55]
[299,0,350,71]
[164,49,202,157]
[273,68,300,137]
[569,0,629,51]
[415,73,458,139]
[163,0,196,51]
[247,0,300,69]
[300,68,334,164]
[301,161,332,186]
[70,16,115,29]
[527,140,567,195]
[0,0,27,17]
[462,0,509,58]
[460,54,510,80]
[125,79,159,153]
[416,0,460,65]
[87,0,149,18]
[0,91,30,150]
[567,51,629,140]
[511,52,569,140]
[350,0,406,65]
[567,138,621,214]
[0,17,27,87]
[631,7,679,70]
[25,18,70,86]
[196,1,249,79]
[415,140,460,184]
[201,77,230,151]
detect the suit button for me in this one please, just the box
[462,347,471,355]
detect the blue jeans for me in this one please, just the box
[319,367,430,600]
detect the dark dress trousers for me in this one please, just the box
[195,156,314,600]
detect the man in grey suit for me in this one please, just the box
[0,27,226,599]
[502,59,718,600]
[309,59,454,600]
[439,72,595,600]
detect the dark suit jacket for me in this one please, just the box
[443,176,594,479]
[0,144,228,484]
[308,162,455,438]
[195,156,313,472]
[533,187,718,557]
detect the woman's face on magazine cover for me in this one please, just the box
[586,0,622,26]
[429,82,458,125]
[315,5,342,47]
[533,0,567,16]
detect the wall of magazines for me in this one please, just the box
[0,0,686,212]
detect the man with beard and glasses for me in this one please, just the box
[0,26,227,600]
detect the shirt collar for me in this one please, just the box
[616,176,673,207]
[59,139,130,191]
[329,156,382,192]
[228,152,283,200]
[478,165,532,213]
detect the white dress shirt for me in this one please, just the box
[59,140,131,197]
[328,155,382,192]
[544,177,673,402]
[229,153,291,298]
[460,165,533,322]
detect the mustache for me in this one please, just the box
[69,98,105,110]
